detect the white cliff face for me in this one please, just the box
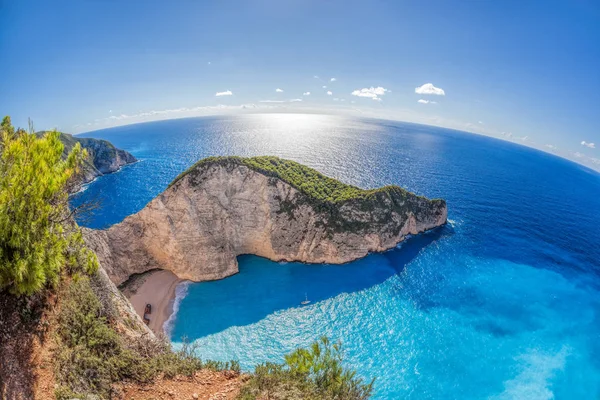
[85,161,447,286]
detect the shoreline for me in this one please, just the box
[121,269,182,336]
[71,160,140,195]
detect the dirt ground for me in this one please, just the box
[117,369,246,400]
[0,290,56,400]
[0,288,245,400]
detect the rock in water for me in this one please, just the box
[85,156,447,285]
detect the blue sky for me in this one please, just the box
[1,0,599,169]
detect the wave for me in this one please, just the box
[395,234,413,249]
[447,218,464,228]
[162,281,190,338]
[491,346,570,400]
[74,183,90,194]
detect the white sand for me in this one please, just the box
[125,270,182,336]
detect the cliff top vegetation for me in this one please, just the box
[171,156,436,205]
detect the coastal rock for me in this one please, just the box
[85,157,447,285]
[47,132,137,185]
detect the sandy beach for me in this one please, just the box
[122,270,182,336]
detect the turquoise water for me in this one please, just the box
[75,114,600,399]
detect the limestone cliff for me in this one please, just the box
[85,156,447,285]
[38,132,137,185]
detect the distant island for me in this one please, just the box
[85,156,447,286]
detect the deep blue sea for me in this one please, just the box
[74,114,600,399]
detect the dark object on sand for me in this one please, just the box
[145,303,152,314]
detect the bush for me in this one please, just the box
[54,277,238,399]
[238,337,374,400]
[54,277,142,397]
[0,116,98,295]
[171,155,414,204]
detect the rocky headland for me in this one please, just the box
[85,156,447,286]
[50,132,137,185]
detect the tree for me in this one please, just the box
[239,336,374,399]
[0,116,98,295]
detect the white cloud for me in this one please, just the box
[415,83,445,96]
[275,88,284,93]
[351,86,390,101]
[545,144,557,150]
[574,152,584,158]
[259,99,302,103]
[519,136,528,141]
[207,61,211,65]
[478,121,484,125]
[581,141,596,149]
[109,110,113,113]
[314,75,319,79]
[303,92,311,96]
[327,91,333,95]
[330,78,336,82]
[333,98,339,101]
[215,90,233,96]
[322,85,327,89]
[417,99,437,104]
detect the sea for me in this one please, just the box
[73,114,600,399]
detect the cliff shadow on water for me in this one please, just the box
[171,224,453,340]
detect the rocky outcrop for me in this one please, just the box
[85,157,447,285]
[48,132,137,185]
[91,267,154,337]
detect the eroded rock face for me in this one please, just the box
[37,132,137,186]
[72,135,138,184]
[85,160,447,285]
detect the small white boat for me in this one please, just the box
[301,293,311,305]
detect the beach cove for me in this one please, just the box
[121,270,183,336]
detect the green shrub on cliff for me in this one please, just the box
[54,276,239,399]
[0,116,98,295]
[238,336,374,400]
[170,156,441,222]
[171,155,418,206]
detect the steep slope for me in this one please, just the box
[38,131,137,185]
[85,156,447,285]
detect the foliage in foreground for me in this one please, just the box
[238,337,374,400]
[0,116,98,295]
[55,277,373,400]
[54,277,239,399]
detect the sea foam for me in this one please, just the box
[163,281,190,338]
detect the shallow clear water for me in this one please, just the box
[75,114,600,399]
